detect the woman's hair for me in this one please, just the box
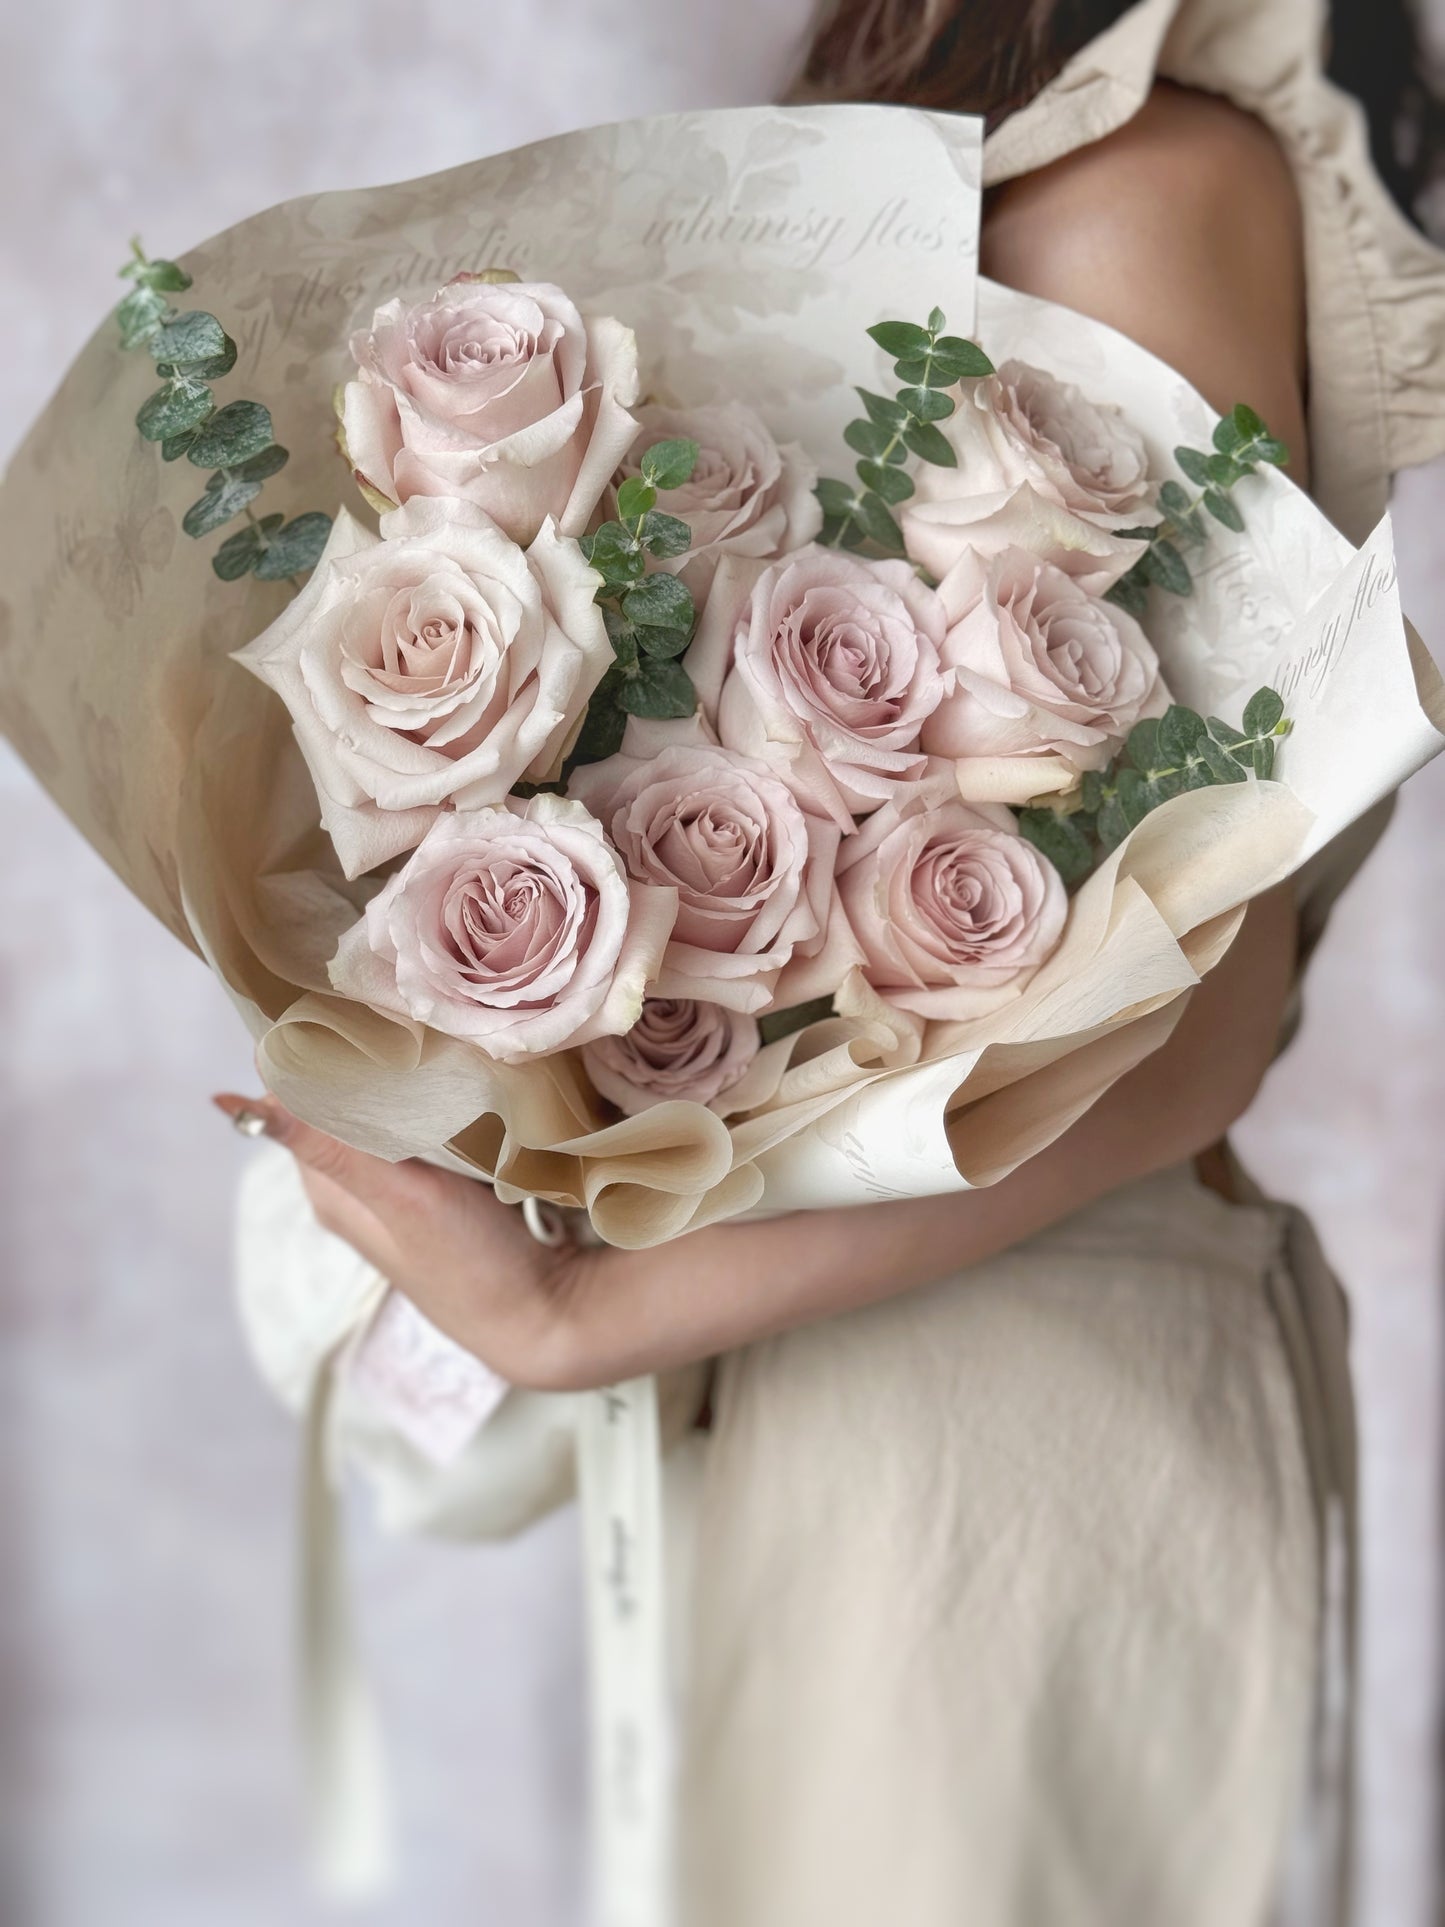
[793,0,1445,227]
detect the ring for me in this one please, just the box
[230,1107,269,1139]
[522,1195,570,1247]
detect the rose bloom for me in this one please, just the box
[327,795,677,1062]
[837,780,1067,1022]
[923,545,1165,803]
[583,997,760,1115]
[617,401,821,595]
[234,499,611,878]
[901,479,1147,594]
[569,739,856,1013]
[341,277,639,543]
[709,546,948,828]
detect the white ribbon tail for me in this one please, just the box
[578,1376,671,1927]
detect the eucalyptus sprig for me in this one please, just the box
[569,438,703,764]
[1017,687,1293,885]
[1107,404,1290,616]
[817,309,994,558]
[114,239,331,584]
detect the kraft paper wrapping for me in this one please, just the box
[1,106,1442,1247]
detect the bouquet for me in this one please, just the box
[3,103,1442,1913]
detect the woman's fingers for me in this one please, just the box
[212,1090,590,1388]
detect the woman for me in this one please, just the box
[218,2,1445,1920]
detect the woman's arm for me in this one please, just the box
[217,85,1311,1393]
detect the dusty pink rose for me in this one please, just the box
[617,401,821,595]
[583,998,760,1114]
[708,547,949,828]
[837,780,1067,1021]
[901,480,1147,594]
[234,500,610,878]
[909,359,1151,548]
[341,278,639,543]
[923,546,1165,803]
[328,795,677,1062]
[569,739,857,1014]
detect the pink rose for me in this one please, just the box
[328,795,677,1062]
[707,547,949,829]
[922,546,1165,803]
[583,998,760,1115]
[837,780,1067,1021]
[616,401,821,595]
[910,359,1150,540]
[568,739,857,1014]
[341,278,639,543]
[901,480,1147,594]
[234,500,611,878]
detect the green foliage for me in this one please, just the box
[1017,686,1294,884]
[818,307,994,558]
[113,239,329,585]
[567,439,707,767]
[1106,402,1291,617]
[758,996,836,1046]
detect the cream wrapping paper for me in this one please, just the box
[1,105,1441,1248]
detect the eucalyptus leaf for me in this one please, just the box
[856,460,914,504]
[135,258,191,293]
[844,419,899,461]
[928,336,993,380]
[1257,436,1290,466]
[254,511,333,580]
[1097,795,1132,852]
[616,475,656,522]
[1126,717,1162,772]
[1017,808,1094,887]
[163,334,237,382]
[866,320,931,358]
[639,438,699,490]
[1198,737,1247,784]
[117,286,168,347]
[135,378,213,442]
[1203,488,1244,531]
[569,681,627,764]
[149,310,228,368]
[902,421,956,467]
[1104,568,1149,618]
[1141,538,1191,596]
[617,659,696,719]
[1242,687,1285,736]
[185,399,274,469]
[622,572,694,630]
[636,624,692,661]
[1232,402,1266,440]
[816,478,859,518]
[852,491,906,553]
[212,524,267,581]
[1174,445,1212,487]
[182,472,262,538]
[1212,416,1243,455]
[1157,480,1193,521]
[856,388,909,428]
[160,427,199,462]
[926,306,946,335]
[1250,737,1277,779]
[1158,704,1206,764]
[232,443,290,484]
[1205,715,1247,749]
[639,510,693,559]
[896,385,954,423]
[1205,452,1241,489]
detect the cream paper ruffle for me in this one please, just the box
[0,104,1441,1248]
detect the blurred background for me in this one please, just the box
[0,3,1441,1924]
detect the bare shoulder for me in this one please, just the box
[981,83,1308,478]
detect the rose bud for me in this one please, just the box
[583,997,760,1114]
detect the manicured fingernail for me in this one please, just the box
[212,1093,273,1138]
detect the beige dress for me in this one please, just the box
[677,4,1445,1924]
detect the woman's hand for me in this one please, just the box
[212,1093,599,1391]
